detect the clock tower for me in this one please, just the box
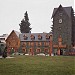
[52,5,75,54]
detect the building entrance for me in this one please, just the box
[60,49,63,55]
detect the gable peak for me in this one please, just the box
[59,4,62,8]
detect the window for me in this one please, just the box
[36,42,38,46]
[22,42,26,47]
[30,35,35,40]
[38,34,42,40]
[31,42,34,46]
[36,48,41,53]
[44,48,49,53]
[23,34,28,40]
[44,42,49,46]
[36,42,42,46]
[59,27,61,30]
[22,48,26,53]
[59,13,62,16]
[46,34,50,39]
[0,38,5,40]
[28,42,34,46]
[29,48,32,52]
[38,42,42,46]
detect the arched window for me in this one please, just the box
[44,48,49,53]
[36,48,41,53]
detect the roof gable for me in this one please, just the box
[14,30,20,37]
[6,30,20,41]
[52,5,72,18]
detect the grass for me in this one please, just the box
[0,55,75,75]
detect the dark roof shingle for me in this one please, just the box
[52,5,73,18]
[19,33,51,42]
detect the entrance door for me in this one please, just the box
[60,49,63,55]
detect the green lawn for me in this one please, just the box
[0,56,75,75]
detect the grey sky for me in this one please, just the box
[0,0,74,34]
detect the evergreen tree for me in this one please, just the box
[19,11,32,33]
[2,47,7,58]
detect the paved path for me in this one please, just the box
[0,56,14,59]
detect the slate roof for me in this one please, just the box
[52,5,73,18]
[19,33,51,42]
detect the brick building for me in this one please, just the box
[6,30,20,55]
[19,33,52,55]
[6,30,52,55]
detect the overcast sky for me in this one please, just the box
[0,0,74,34]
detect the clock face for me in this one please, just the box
[59,19,62,23]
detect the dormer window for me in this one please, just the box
[30,34,35,40]
[46,34,50,39]
[38,34,42,40]
[23,34,28,40]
